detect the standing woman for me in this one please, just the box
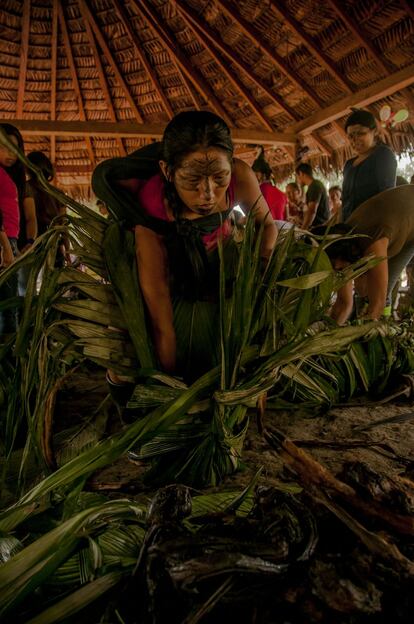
[93,111,278,378]
[252,148,287,221]
[18,151,70,295]
[0,123,25,336]
[341,110,397,222]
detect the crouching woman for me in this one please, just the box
[323,185,414,323]
[93,110,278,378]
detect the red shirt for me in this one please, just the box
[0,166,19,238]
[260,182,287,221]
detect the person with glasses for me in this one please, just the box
[341,109,396,222]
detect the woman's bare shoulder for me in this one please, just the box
[232,158,253,179]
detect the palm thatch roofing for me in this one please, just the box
[1,0,414,197]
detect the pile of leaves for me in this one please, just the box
[0,444,413,623]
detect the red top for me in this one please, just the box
[260,182,287,221]
[137,173,235,251]
[0,166,20,238]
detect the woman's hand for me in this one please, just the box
[0,233,14,268]
[330,281,354,324]
[232,159,278,257]
[1,245,14,268]
[355,238,388,320]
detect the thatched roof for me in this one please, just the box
[1,0,414,197]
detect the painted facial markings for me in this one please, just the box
[176,153,232,190]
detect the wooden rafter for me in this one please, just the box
[131,0,233,126]
[174,0,275,132]
[58,2,95,166]
[16,0,31,117]
[13,119,296,145]
[50,0,58,163]
[312,133,333,157]
[325,0,390,74]
[292,62,414,134]
[111,0,174,120]
[178,71,202,110]
[203,1,335,156]
[173,0,299,121]
[78,0,144,123]
[77,1,126,156]
[268,0,353,94]
[213,0,324,108]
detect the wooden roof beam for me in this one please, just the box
[292,62,414,134]
[178,70,202,110]
[173,0,299,120]
[194,2,336,157]
[78,0,144,123]
[12,119,296,145]
[111,0,174,120]
[268,0,353,94]
[78,1,126,156]
[212,0,323,108]
[58,2,95,166]
[325,0,390,74]
[174,0,275,132]
[16,0,31,117]
[311,133,333,158]
[50,0,58,163]
[131,0,233,126]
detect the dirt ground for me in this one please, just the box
[59,371,414,495]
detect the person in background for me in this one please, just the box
[321,185,414,323]
[252,148,287,221]
[285,181,306,226]
[410,174,414,184]
[341,109,396,222]
[96,198,109,217]
[0,123,25,336]
[328,185,342,223]
[295,162,330,230]
[25,152,68,265]
[19,176,38,256]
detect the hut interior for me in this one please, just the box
[0,0,414,198]
[2,3,414,623]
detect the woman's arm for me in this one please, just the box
[20,196,38,252]
[0,230,14,267]
[355,237,389,320]
[135,225,176,373]
[330,280,354,324]
[233,159,278,258]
